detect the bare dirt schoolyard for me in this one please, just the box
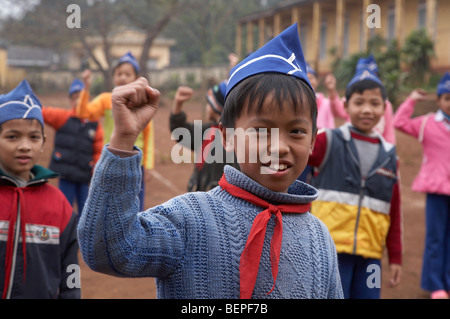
[38,91,433,299]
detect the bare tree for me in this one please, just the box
[121,0,181,77]
[0,0,181,91]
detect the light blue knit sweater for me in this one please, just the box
[77,147,343,299]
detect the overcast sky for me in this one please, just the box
[0,0,40,20]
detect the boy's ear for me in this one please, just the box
[219,123,234,152]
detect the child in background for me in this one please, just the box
[298,63,336,182]
[77,24,343,299]
[76,52,155,211]
[305,63,336,130]
[393,72,450,299]
[42,79,103,216]
[170,82,238,192]
[308,66,403,299]
[327,55,397,144]
[0,80,80,299]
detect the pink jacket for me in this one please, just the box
[316,93,335,129]
[394,97,450,196]
[329,94,396,145]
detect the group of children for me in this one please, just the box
[0,23,449,299]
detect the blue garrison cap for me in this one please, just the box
[437,72,450,96]
[306,62,317,76]
[226,23,312,98]
[206,80,227,114]
[347,67,384,90]
[0,80,43,127]
[118,51,140,74]
[68,78,84,97]
[356,55,379,74]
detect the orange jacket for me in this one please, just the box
[76,90,155,170]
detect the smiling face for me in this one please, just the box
[345,88,385,134]
[113,62,138,87]
[0,119,45,181]
[223,92,316,193]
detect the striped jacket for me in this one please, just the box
[0,166,80,299]
[308,124,402,264]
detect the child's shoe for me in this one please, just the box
[430,290,449,299]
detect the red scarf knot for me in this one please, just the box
[218,174,311,299]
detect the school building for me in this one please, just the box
[69,28,176,71]
[235,0,450,75]
[0,28,175,93]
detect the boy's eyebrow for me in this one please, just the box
[248,117,310,125]
[3,129,41,134]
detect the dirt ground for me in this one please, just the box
[38,91,434,299]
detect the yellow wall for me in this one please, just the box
[85,28,175,72]
[0,48,7,91]
[0,48,28,93]
[237,0,450,74]
[434,0,450,69]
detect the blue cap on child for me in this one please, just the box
[206,80,227,115]
[347,66,384,90]
[0,80,43,127]
[226,23,312,98]
[118,51,140,74]
[68,78,84,97]
[356,55,379,74]
[306,62,317,76]
[437,72,450,96]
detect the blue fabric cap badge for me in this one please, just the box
[118,51,140,74]
[347,66,384,90]
[0,80,43,127]
[226,23,313,98]
[68,78,84,97]
[437,72,450,96]
[356,55,379,75]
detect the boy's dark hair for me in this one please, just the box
[221,73,318,134]
[345,79,387,102]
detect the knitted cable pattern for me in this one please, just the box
[78,146,343,299]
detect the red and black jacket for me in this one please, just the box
[0,166,80,299]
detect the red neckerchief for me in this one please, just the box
[350,130,380,144]
[218,175,312,299]
[2,188,27,299]
[195,124,219,170]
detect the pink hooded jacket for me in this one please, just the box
[394,97,450,196]
[316,93,336,129]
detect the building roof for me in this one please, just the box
[238,0,315,23]
[7,45,59,67]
